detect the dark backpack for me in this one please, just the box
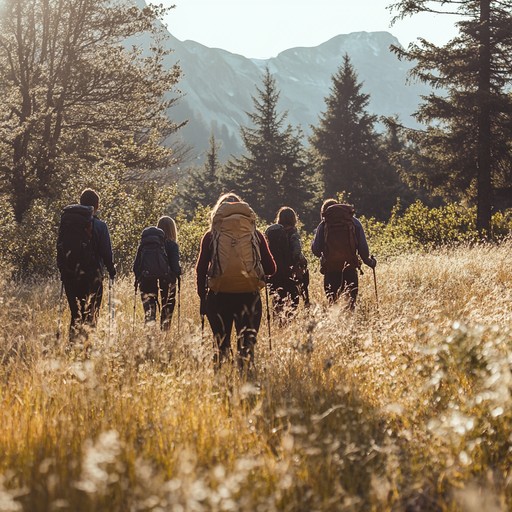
[321,204,359,273]
[136,227,172,281]
[265,224,293,283]
[57,204,97,279]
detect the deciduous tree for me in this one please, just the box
[0,0,183,222]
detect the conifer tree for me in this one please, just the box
[226,68,316,222]
[179,133,224,211]
[310,55,390,217]
[390,0,512,234]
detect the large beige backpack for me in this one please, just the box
[208,202,266,293]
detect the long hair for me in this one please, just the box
[275,206,297,228]
[157,216,177,242]
[210,192,242,227]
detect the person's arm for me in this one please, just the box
[166,240,181,277]
[311,222,325,257]
[353,218,375,268]
[257,231,277,277]
[95,220,115,278]
[195,232,212,298]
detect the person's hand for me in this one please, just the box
[368,256,377,269]
[109,268,117,281]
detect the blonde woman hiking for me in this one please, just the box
[133,216,181,330]
[196,193,276,370]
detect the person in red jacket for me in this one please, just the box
[196,193,276,370]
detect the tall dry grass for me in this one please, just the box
[0,242,511,511]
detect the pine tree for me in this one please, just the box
[179,133,224,211]
[390,0,512,234]
[226,68,316,222]
[309,54,390,217]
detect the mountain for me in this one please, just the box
[159,30,429,164]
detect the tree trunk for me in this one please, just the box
[476,0,492,236]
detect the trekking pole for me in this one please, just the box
[56,281,64,343]
[265,283,272,351]
[177,276,181,336]
[132,280,137,332]
[371,258,379,311]
[108,278,113,344]
[111,278,116,325]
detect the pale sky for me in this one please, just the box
[161,0,463,59]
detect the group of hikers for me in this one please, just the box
[57,189,376,367]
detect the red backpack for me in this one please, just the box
[321,204,359,273]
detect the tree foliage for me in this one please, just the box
[309,55,398,218]
[389,0,512,233]
[178,133,224,213]
[226,68,317,223]
[0,0,183,223]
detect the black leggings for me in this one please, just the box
[140,278,177,330]
[205,291,262,365]
[323,267,359,308]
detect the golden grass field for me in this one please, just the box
[1,241,511,511]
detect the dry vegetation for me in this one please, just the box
[1,242,511,511]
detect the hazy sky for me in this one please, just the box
[161,0,462,59]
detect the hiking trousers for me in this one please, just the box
[139,277,177,330]
[63,274,103,342]
[205,291,262,366]
[323,267,359,309]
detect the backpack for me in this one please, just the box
[321,204,359,273]
[265,224,293,283]
[136,227,172,281]
[57,204,97,279]
[208,202,265,293]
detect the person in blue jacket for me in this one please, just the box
[311,199,376,308]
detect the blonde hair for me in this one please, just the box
[210,192,242,226]
[157,216,177,242]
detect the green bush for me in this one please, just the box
[362,200,512,259]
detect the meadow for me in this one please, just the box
[0,241,511,511]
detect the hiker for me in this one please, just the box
[133,216,181,329]
[311,199,376,308]
[265,206,309,321]
[57,188,116,343]
[196,192,276,369]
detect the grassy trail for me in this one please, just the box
[0,243,511,511]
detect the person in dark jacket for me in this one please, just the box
[59,188,116,342]
[196,193,276,369]
[311,199,376,308]
[265,206,308,322]
[133,216,181,329]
